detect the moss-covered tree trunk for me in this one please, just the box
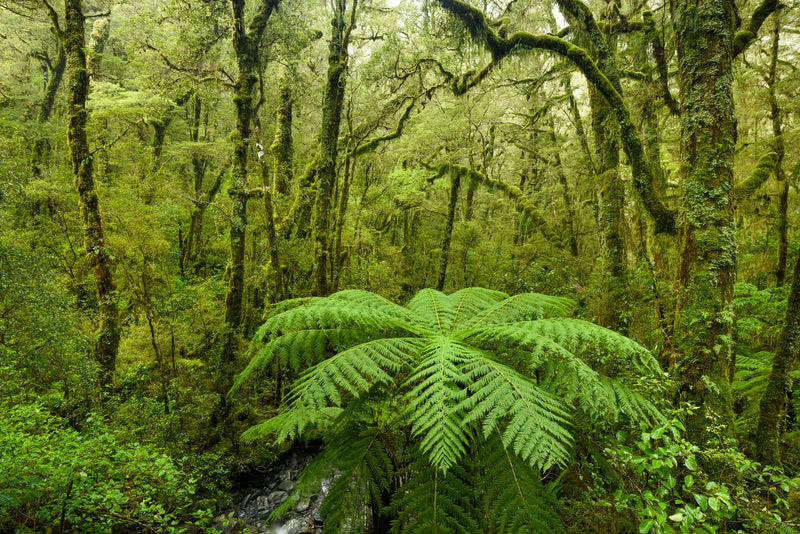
[548,120,579,257]
[332,149,353,292]
[212,0,279,431]
[31,43,66,177]
[766,13,788,286]
[313,0,355,296]
[673,0,738,440]
[63,0,120,397]
[437,168,462,291]
[88,17,110,181]
[260,155,284,303]
[589,87,628,333]
[754,244,800,465]
[270,71,293,196]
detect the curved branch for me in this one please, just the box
[433,0,676,233]
[352,98,416,156]
[733,0,780,58]
[734,152,778,201]
[441,163,564,249]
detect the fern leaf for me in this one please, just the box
[459,353,572,469]
[231,328,380,396]
[392,455,480,534]
[405,336,472,472]
[460,293,576,330]
[287,337,423,410]
[478,430,565,534]
[406,288,457,334]
[447,287,509,331]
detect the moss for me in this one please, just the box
[734,152,777,200]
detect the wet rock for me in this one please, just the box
[278,479,294,492]
[295,498,311,513]
[256,495,271,511]
[269,490,288,506]
[210,516,246,534]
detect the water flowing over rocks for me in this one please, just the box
[212,449,329,534]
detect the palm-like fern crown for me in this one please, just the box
[232,288,664,533]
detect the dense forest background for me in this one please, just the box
[3,0,800,532]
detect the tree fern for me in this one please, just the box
[234,287,665,530]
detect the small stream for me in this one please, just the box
[212,448,329,534]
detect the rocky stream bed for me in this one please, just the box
[212,448,328,534]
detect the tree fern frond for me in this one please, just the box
[392,455,480,534]
[464,318,661,376]
[447,287,509,331]
[460,292,576,330]
[255,297,426,343]
[286,337,423,410]
[328,289,422,324]
[478,430,565,534]
[231,328,380,396]
[406,288,457,334]
[239,406,342,443]
[459,353,572,469]
[406,335,472,472]
[319,426,394,533]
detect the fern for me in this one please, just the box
[234,287,665,530]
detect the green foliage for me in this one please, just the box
[0,401,212,533]
[235,287,664,530]
[608,419,799,533]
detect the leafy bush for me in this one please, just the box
[608,419,799,534]
[0,401,212,533]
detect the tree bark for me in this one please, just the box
[212,0,279,431]
[673,0,738,440]
[313,0,356,296]
[271,71,293,196]
[437,168,462,291]
[31,43,66,177]
[766,13,788,286]
[63,0,120,397]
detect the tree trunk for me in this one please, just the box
[548,119,579,257]
[260,155,284,303]
[313,0,355,296]
[64,0,120,397]
[767,13,788,286]
[271,71,293,196]
[213,0,279,431]
[332,150,353,292]
[755,245,800,465]
[437,168,462,291]
[31,44,66,177]
[673,0,738,440]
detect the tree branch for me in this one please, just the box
[733,0,780,57]
[440,162,564,249]
[433,0,676,233]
